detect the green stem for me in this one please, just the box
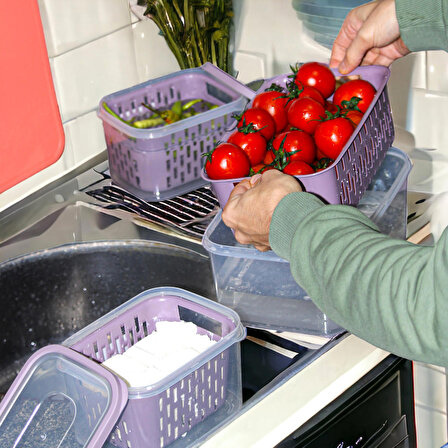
[102,102,131,126]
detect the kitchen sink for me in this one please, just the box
[0,163,335,445]
[0,239,216,398]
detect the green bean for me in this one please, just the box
[132,117,165,128]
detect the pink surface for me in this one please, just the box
[0,0,64,193]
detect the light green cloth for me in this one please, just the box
[267,0,448,367]
[270,192,448,367]
[396,0,448,51]
[267,0,448,366]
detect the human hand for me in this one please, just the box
[329,0,410,74]
[222,170,302,251]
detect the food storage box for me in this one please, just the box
[0,287,246,448]
[357,147,412,239]
[98,63,253,202]
[202,64,395,207]
[202,148,411,334]
[0,345,128,448]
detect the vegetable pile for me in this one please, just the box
[204,61,377,180]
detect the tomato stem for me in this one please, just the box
[340,96,362,111]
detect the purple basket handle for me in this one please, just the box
[201,62,256,100]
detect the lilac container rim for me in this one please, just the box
[62,286,246,399]
[0,344,128,448]
[202,64,391,184]
[96,63,254,141]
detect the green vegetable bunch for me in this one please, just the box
[140,0,234,73]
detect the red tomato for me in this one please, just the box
[228,129,267,166]
[325,101,339,114]
[316,147,329,160]
[272,130,316,164]
[283,124,300,132]
[293,81,325,105]
[287,97,326,135]
[333,79,376,113]
[237,108,276,140]
[263,150,276,165]
[283,161,315,175]
[287,79,325,106]
[313,157,333,172]
[252,90,289,134]
[314,117,354,160]
[295,62,336,99]
[204,143,250,179]
[344,109,363,127]
[251,163,275,175]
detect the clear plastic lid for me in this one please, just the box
[0,345,128,447]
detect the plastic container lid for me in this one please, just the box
[292,0,368,18]
[0,345,128,447]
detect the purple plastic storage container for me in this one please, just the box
[98,63,253,202]
[202,65,395,206]
[63,287,246,448]
[0,345,128,448]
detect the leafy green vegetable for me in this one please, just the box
[141,0,234,73]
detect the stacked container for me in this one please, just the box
[292,0,370,49]
[0,287,246,448]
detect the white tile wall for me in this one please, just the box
[415,405,447,448]
[398,51,448,197]
[233,0,329,79]
[63,111,106,166]
[427,51,448,93]
[130,20,179,82]
[414,362,447,412]
[50,25,140,123]
[414,363,447,447]
[387,54,423,129]
[408,89,448,150]
[37,0,132,57]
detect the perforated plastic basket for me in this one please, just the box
[202,65,395,207]
[63,287,246,448]
[98,63,252,202]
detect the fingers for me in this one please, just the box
[330,39,348,69]
[222,169,297,250]
[249,173,262,186]
[234,229,270,252]
[339,0,400,73]
[227,178,252,202]
[339,26,373,74]
[254,244,271,252]
[330,18,360,69]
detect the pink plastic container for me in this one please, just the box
[98,63,253,202]
[202,65,395,206]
